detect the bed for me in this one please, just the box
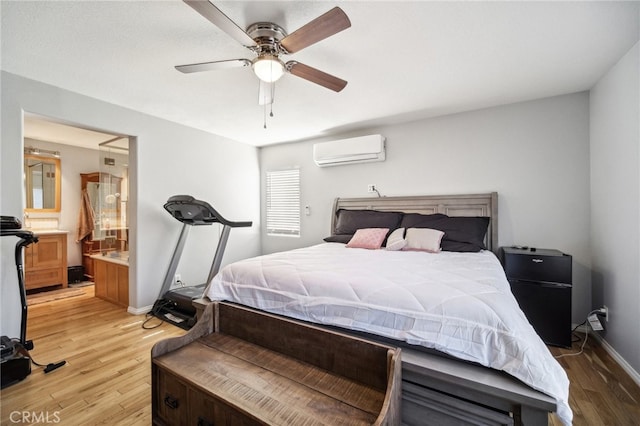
[199,193,571,426]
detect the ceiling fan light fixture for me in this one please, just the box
[252,54,285,82]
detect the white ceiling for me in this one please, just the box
[2,1,639,147]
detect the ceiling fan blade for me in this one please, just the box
[286,61,347,92]
[280,7,351,53]
[183,0,257,47]
[258,81,274,106]
[175,58,251,74]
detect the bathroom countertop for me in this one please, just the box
[28,229,69,235]
[90,252,129,267]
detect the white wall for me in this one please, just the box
[260,92,592,324]
[590,41,640,375]
[1,71,261,338]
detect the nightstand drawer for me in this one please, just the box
[503,248,571,284]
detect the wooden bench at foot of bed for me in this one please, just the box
[152,302,401,426]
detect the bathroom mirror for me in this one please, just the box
[24,154,61,212]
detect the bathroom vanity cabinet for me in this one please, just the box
[24,232,68,291]
[92,254,129,308]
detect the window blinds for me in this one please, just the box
[266,169,300,236]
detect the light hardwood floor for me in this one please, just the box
[1,287,185,425]
[2,288,639,425]
[548,334,640,426]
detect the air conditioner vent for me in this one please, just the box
[313,135,385,167]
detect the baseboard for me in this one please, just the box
[571,323,640,388]
[128,304,153,315]
[590,331,640,388]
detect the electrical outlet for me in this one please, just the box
[603,305,609,322]
[174,274,182,287]
[367,184,376,193]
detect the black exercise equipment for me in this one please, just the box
[1,216,67,388]
[151,196,252,330]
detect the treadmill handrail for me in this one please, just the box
[157,196,253,302]
[163,195,252,227]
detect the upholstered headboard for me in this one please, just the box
[331,192,498,253]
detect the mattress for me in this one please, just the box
[205,242,572,425]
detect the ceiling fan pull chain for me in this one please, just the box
[270,84,275,117]
[264,103,267,129]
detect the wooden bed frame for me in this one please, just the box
[331,192,556,425]
[195,192,558,425]
[332,192,499,253]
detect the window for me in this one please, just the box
[266,168,300,237]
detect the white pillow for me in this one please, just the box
[385,228,406,251]
[404,228,444,253]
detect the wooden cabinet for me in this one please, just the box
[24,232,68,290]
[93,256,128,307]
[152,302,401,426]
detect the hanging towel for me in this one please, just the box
[76,188,95,242]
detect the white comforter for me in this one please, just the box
[205,243,572,425]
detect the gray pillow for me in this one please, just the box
[334,209,403,235]
[400,213,490,252]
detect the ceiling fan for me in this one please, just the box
[176,0,351,106]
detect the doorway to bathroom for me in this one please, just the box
[22,112,133,311]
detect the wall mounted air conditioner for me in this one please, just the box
[313,135,386,167]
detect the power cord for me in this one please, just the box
[12,337,66,373]
[142,298,174,329]
[555,309,602,359]
[570,320,586,343]
[32,357,66,373]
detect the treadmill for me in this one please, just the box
[152,195,251,329]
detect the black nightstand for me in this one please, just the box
[502,247,572,347]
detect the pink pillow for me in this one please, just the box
[403,228,444,253]
[346,228,389,249]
